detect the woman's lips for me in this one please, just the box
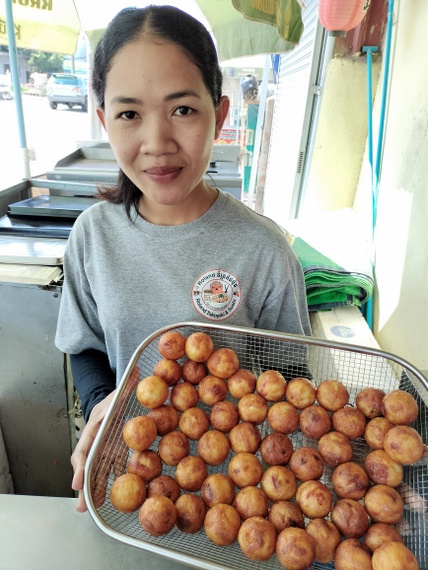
[144,166,182,182]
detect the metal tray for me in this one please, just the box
[85,322,428,570]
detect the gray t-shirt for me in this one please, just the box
[55,190,311,383]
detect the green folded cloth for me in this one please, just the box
[292,237,374,311]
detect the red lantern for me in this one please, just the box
[319,0,371,37]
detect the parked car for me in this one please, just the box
[46,73,88,111]
[0,83,13,100]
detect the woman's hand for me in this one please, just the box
[71,390,117,512]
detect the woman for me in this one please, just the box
[55,5,311,511]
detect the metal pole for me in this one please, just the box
[4,0,31,179]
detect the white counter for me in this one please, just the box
[0,494,192,570]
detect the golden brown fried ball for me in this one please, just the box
[122,415,157,452]
[285,377,316,409]
[138,495,177,536]
[295,480,333,519]
[364,484,404,524]
[334,538,372,570]
[210,400,239,432]
[175,494,206,534]
[233,485,269,520]
[275,527,316,570]
[317,431,353,467]
[147,405,179,436]
[204,504,241,546]
[158,431,189,466]
[229,421,261,454]
[289,447,324,481]
[110,473,146,513]
[207,347,240,379]
[364,449,403,487]
[158,331,186,360]
[332,405,367,439]
[136,374,169,409]
[268,501,304,533]
[355,387,386,418]
[381,389,419,425]
[364,522,404,552]
[238,517,276,561]
[178,406,209,440]
[127,450,163,483]
[299,404,332,439]
[147,474,181,503]
[200,473,235,508]
[261,465,297,502]
[372,541,419,570]
[153,358,182,387]
[330,498,370,538]
[198,375,228,406]
[256,369,286,402]
[267,401,299,434]
[227,369,257,399]
[383,425,424,464]
[316,379,349,412]
[306,518,341,563]
[228,452,263,488]
[364,416,395,450]
[332,461,370,500]
[259,432,293,465]
[174,455,208,492]
[237,393,268,424]
[197,429,231,466]
[170,381,199,412]
[184,331,214,362]
[181,358,207,385]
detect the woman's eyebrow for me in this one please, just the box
[110,91,200,105]
[110,96,143,105]
[164,90,200,102]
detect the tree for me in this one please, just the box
[27,51,64,74]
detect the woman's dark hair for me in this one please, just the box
[92,6,223,217]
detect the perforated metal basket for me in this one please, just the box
[85,322,428,570]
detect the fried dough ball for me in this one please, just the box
[364,416,395,450]
[267,401,299,434]
[227,369,257,399]
[332,405,366,439]
[184,331,214,362]
[147,474,181,503]
[233,485,269,520]
[153,358,182,387]
[364,484,404,524]
[330,498,370,538]
[136,375,169,409]
[316,379,349,412]
[356,387,386,418]
[178,406,209,440]
[318,431,353,467]
[204,504,241,546]
[238,517,276,561]
[261,465,297,502]
[256,369,286,402]
[210,400,239,432]
[296,479,333,519]
[238,393,268,424]
[175,494,206,534]
[275,527,316,570]
[228,452,263,488]
[174,455,208,492]
[207,347,239,379]
[306,518,341,563]
[122,415,157,452]
[158,330,186,360]
[268,501,304,533]
[285,377,316,409]
[110,473,146,513]
[197,429,230,466]
[181,358,207,385]
[332,461,370,500]
[364,522,404,552]
[365,449,403,487]
[372,541,419,570]
[289,447,324,481]
[200,473,235,507]
[138,496,177,536]
[334,538,372,570]
[158,431,189,466]
[147,405,179,436]
[198,375,228,406]
[229,421,261,454]
[170,381,199,412]
[381,389,419,425]
[383,425,424,464]
[299,404,332,439]
[127,450,162,483]
[260,432,293,465]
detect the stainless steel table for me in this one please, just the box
[0,494,193,570]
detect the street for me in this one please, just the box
[0,94,94,187]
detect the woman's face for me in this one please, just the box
[97,39,229,223]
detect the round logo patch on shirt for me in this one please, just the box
[192,269,241,321]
